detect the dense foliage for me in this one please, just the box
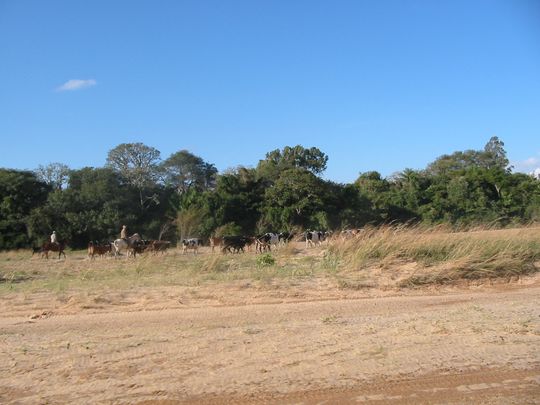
[1,138,539,249]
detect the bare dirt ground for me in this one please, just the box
[0,267,539,404]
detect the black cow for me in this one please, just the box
[278,232,295,244]
[255,233,279,253]
[222,236,250,254]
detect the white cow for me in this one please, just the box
[305,231,327,248]
[182,238,202,254]
[256,233,279,252]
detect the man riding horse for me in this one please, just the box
[113,225,142,258]
[42,231,66,259]
[50,230,58,246]
[120,225,128,241]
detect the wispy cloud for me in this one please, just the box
[512,152,540,177]
[56,79,97,92]
[522,157,540,168]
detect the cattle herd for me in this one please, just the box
[34,229,366,259]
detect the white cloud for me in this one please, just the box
[56,79,96,91]
[532,168,540,179]
[511,153,540,174]
[522,157,540,167]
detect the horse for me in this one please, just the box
[41,240,68,259]
[112,233,142,258]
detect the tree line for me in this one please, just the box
[1,137,539,250]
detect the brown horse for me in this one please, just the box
[41,240,67,259]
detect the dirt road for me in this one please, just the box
[1,279,539,404]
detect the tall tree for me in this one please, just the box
[257,145,328,180]
[34,162,71,190]
[161,150,217,194]
[106,143,161,210]
[482,136,510,171]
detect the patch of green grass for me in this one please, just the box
[256,253,276,267]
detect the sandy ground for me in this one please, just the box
[0,274,539,404]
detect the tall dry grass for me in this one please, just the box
[327,224,540,286]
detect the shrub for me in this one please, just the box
[256,253,275,267]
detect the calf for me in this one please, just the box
[182,238,202,254]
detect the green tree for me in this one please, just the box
[106,143,162,211]
[26,167,134,247]
[321,182,375,229]
[0,169,50,249]
[161,150,217,194]
[34,162,71,190]
[26,166,175,248]
[257,145,328,180]
[261,168,327,230]
[482,136,510,171]
[211,167,265,234]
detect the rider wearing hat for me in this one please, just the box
[120,225,128,241]
[50,230,58,246]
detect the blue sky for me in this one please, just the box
[1,0,539,183]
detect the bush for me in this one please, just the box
[256,253,275,267]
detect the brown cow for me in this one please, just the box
[209,236,223,253]
[88,241,112,259]
[147,240,171,255]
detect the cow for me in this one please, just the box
[147,240,171,255]
[209,236,223,253]
[182,238,202,254]
[305,231,327,248]
[132,240,151,255]
[87,241,112,259]
[221,236,249,254]
[244,236,256,252]
[256,233,279,253]
[278,232,295,245]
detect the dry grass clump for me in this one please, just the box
[329,225,540,286]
